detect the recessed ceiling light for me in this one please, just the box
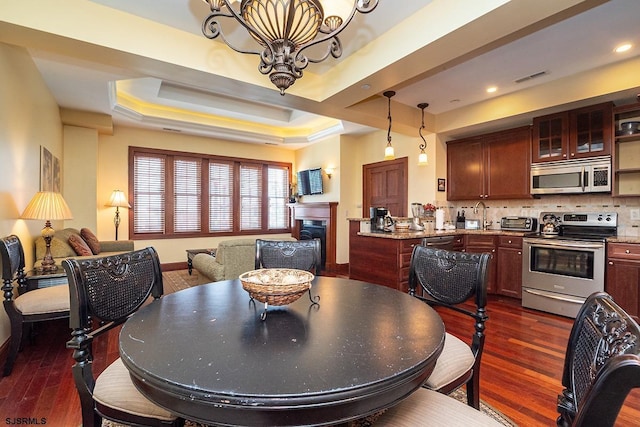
[361,84,371,90]
[486,86,497,93]
[615,43,632,53]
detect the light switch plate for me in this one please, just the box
[631,208,640,221]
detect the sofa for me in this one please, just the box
[192,237,295,282]
[34,227,134,269]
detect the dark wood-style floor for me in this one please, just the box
[1,273,640,426]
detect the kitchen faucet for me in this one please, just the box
[473,201,491,230]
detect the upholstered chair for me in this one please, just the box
[409,245,491,409]
[63,247,184,427]
[1,234,69,376]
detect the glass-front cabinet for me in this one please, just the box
[532,111,568,162]
[532,102,613,163]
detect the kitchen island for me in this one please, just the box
[348,218,527,293]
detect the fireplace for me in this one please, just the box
[288,202,337,272]
[300,220,326,268]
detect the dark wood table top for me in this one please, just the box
[119,276,445,426]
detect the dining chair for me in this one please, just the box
[557,291,640,426]
[1,234,69,376]
[377,291,640,426]
[408,244,491,409]
[63,247,184,427]
[255,238,322,275]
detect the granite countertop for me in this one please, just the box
[356,229,528,239]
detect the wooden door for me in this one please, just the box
[363,157,408,217]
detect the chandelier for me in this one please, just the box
[201,0,379,95]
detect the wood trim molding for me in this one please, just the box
[288,202,338,273]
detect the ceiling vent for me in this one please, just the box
[514,70,548,84]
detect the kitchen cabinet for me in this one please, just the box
[447,126,531,200]
[464,234,497,294]
[348,221,422,293]
[613,102,640,196]
[496,236,523,299]
[532,102,613,163]
[606,242,640,320]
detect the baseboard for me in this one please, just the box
[335,263,349,276]
[162,262,187,271]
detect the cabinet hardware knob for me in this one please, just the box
[626,249,631,254]
[508,240,512,244]
[609,261,614,265]
[518,251,521,255]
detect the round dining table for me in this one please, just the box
[119,276,445,426]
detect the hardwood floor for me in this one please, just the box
[1,274,639,426]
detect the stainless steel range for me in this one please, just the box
[522,212,617,318]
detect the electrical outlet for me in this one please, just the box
[631,209,640,221]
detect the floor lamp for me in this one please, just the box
[107,190,130,240]
[21,191,74,272]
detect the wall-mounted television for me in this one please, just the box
[297,168,323,195]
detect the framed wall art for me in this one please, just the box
[40,146,61,192]
[437,178,446,192]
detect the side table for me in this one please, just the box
[186,248,216,275]
[25,266,68,293]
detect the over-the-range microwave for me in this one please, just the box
[530,156,611,195]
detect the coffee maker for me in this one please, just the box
[370,207,389,232]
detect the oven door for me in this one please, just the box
[522,238,605,317]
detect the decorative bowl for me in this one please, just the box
[239,268,314,306]
[619,121,640,135]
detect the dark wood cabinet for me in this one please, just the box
[348,221,421,293]
[496,236,523,299]
[532,102,612,163]
[464,234,497,294]
[447,126,531,200]
[532,111,569,162]
[606,242,640,320]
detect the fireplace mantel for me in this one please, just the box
[288,202,338,272]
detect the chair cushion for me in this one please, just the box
[14,284,70,315]
[68,234,92,256]
[94,358,177,422]
[80,228,101,254]
[424,332,475,390]
[374,387,502,426]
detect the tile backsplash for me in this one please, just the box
[439,195,639,237]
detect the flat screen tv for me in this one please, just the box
[297,168,323,195]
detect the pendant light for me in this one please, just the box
[417,102,429,165]
[384,91,395,160]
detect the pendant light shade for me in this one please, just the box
[417,102,429,165]
[384,90,395,160]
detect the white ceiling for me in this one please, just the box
[3,0,640,146]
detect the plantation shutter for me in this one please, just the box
[268,165,289,229]
[209,161,234,232]
[240,163,262,231]
[174,158,201,233]
[133,154,166,234]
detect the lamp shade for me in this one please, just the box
[21,191,73,221]
[107,190,131,208]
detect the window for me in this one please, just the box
[130,147,291,239]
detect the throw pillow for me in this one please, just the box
[81,228,101,254]
[68,234,93,256]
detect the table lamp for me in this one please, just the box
[21,191,74,272]
[107,189,130,240]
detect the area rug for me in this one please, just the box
[102,271,517,426]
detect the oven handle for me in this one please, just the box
[523,288,585,304]
[523,240,604,250]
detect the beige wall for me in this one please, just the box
[0,42,63,346]
[88,126,297,263]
